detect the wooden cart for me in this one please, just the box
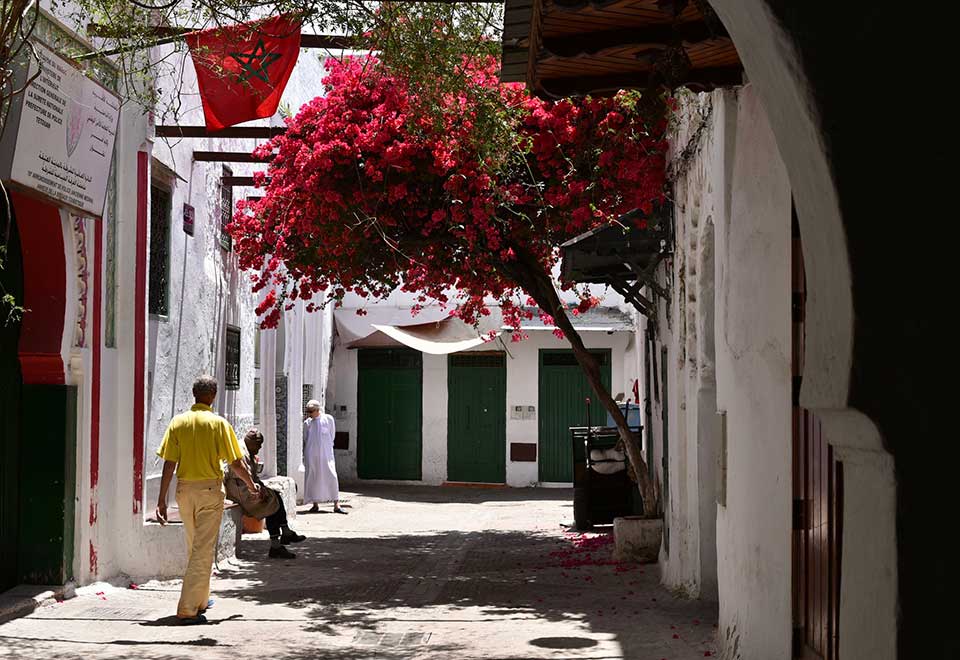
[570,425,642,530]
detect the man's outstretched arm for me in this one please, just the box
[229,458,261,495]
[156,460,176,524]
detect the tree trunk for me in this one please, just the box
[501,252,658,517]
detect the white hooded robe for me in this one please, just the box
[303,413,339,503]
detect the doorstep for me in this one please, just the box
[0,582,76,624]
[441,482,507,488]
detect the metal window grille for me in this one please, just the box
[148,185,171,316]
[225,325,241,390]
[219,166,233,251]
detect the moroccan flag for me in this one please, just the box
[186,14,302,131]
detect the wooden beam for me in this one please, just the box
[537,65,743,97]
[156,125,286,139]
[221,176,267,187]
[540,22,728,59]
[86,23,361,50]
[300,34,361,49]
[193,151,272,163]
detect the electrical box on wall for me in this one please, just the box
[512,405,537,420]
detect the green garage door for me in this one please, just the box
[447,353,506,484]
[538,349,612,482]
[357,349,422,480]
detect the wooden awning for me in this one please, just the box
[501,0,742,97]
[560,204,672,317]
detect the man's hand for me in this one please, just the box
[156,460,176,526]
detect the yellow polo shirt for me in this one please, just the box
[156,403,244,481]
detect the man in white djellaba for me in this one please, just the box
[303,399,346,514]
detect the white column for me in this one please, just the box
[284,299,306,493]
[259,327,278,477]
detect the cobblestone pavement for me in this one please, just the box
[0,485,718,659]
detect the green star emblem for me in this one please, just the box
[229,39,282,83]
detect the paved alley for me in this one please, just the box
[0,486,717,659]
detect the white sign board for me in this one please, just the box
[9,41,119,216]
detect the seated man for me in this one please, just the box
[225,428,306,558]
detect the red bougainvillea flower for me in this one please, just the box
[230,56,667,328]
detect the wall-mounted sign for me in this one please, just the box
[183,203,195,235]
[5,41,119,216]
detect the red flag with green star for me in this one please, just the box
[186,14,302,131]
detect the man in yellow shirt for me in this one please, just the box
[155,375,260,624]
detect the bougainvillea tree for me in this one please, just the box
[231,56,667,514]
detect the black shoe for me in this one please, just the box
[334,507,348,515]
[307,504,319,513]
[280,531,306,544]
[177,614,208,626]
[268,545,296,559]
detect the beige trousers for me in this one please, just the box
[175,478,224,617]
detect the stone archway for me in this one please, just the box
[704,3,896,659]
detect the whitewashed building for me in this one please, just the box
[327,292,639,488]
[0,4,334,587]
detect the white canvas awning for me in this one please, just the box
[334,307,501,354]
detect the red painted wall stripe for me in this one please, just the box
[90,218,102,525]
[133,152,148,514]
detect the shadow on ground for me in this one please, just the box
[218,528,717,660]
[0,486,716,660]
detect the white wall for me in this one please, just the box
[713,85,792,659]
[642,88,734,601]
[329,309,632,487]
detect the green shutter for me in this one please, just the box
[447,353,506,483]
[17,384,77,584]
[357,349,422,480]
[538,349,611,482]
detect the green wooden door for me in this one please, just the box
[447,353,506,483]
[538,349,612,482]
[0,206,22,592]
[0,357,20,593]
[357,349,422,480]
[0,239,21,592]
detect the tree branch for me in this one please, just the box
[498,248,657,516]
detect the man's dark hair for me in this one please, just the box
[244,428,264,444]
[192,375,218,399]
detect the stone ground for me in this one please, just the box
[0,485,718,659]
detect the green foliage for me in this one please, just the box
[58,1,506,126]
